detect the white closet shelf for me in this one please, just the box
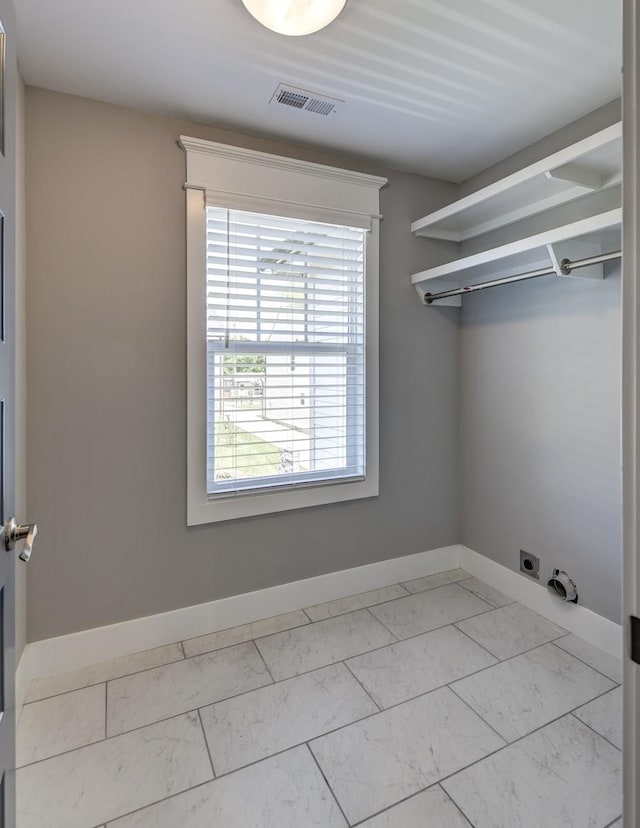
[411,208,622,290]
[411,123,621,242]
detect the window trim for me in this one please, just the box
[182,138,386,525]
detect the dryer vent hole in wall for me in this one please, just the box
[547,569,579,604]
[520,550,540,580]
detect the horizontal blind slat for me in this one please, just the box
[207,218,365,244]
[206,237,365,258]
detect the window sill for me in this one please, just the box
[187,475,379,525]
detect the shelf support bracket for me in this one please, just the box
[546,241,605,281]
[544,163,604,192]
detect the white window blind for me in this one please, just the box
[206,207,366,496]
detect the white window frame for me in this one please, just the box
[181,136,386,525]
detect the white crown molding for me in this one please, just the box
[179,136,388,191]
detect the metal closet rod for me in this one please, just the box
[424,250,622,305]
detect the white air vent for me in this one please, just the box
[270,84,342,117]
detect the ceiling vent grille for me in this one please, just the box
[270,84,342,117]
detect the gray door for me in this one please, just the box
[0,0,18,825]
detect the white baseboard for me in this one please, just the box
[17,542,622,697]
[19,544,460,684]
[458,545,623,660]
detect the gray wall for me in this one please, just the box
[26,87,622,638]
[25,87,460,642]
[460,104,622,623]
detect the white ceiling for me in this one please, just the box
[13,0,621,181]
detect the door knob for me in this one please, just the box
[3,517,38,562]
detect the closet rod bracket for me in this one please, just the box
[559,258,573,275]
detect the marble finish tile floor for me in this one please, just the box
[17,684,105,767]
[574,686,623,750]
[17,573,623,827]
[368,582,493,639]
[442,715,622,828]
[451,642,615,742]
[455,602,567,659]
[309,687,506,824]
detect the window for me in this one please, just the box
[207,208,366,496]
[182,137,385,523]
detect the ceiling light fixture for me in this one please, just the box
[241,0,347,36]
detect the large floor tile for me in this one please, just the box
[200,663,377,773]
[17,684,105,767]
[255,609,395,680]
[368,583,492,640]
[401,569,470,594]
[443,715,622,828]
[305,585,408,622]
[108,746,347,828]
[452,643,615,741]
[25,643,184,703]
[347,625,497,708]
[455,602,566,659]
[553,634,623,682]
[182,610,309,658]
[17,712,213,828]
[310,686,504,824]
[107,641,271,735]
[574,686,622,749]
[360,786,471,827]
[457,577,514,608]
